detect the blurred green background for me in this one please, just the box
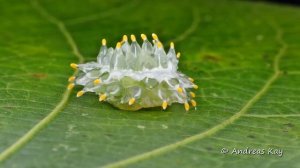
[0,0,300,167]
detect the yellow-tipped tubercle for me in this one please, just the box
[188,77,194,82]
[130,34,136,42]
[190,92,196,98]
[193,85,199,89]
[99,94,107,102]
[68,76,76,82]
[122,35,128,42]
[76,90,84,97]
[141,34,147,41]
[67,83,75,90]
[102,38,106,46]
[176,52,181,59]
[162,101,167,110]
[152,33,158,40]
[184,102,190,111]
[116,42,121,49]
[170,42,174,48]
[93,79,101,85]
[129,98,135,105]
[177,87,183,93]
[157,42,163,48]
[70,63,78,69]
[191,100,197,107]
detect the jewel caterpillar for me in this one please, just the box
[68,33,198,111]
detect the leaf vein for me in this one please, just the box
[0,0,84,162]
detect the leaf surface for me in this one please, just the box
[0,0,300,167]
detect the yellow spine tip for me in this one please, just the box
[116,42,121,49]
[70,63,78,69]
[93,79,101,85]
[99,94,107,102]
[162,101,168,110]
[157,42,163,48]
[67,83,75,90]
[122,35,128,42]
[76,90,84,97]
[152,33,158,40]
[177,87,183,93]
[188,77,194,82]
[184,102,190,111]
[190,92,196,98]
[68,76,76,82]
[170,42,174,48]
[193,85,199,89]
[130,34,136,42]
[128,98,135,105]
[141,34,147,41]
[176,52,181,59]
[191,100,197,107]
[102,39,106,46]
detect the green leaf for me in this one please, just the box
[1,0,300,167]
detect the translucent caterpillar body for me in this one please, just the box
[68,34,198,111]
